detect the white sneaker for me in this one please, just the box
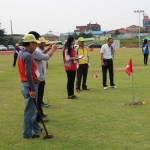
[104,86,108,90]
[110,85,118,88]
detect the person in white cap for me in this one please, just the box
[29,31,57,123]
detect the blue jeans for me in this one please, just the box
[21,82,41,138]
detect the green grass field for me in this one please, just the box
[0,48,150,150]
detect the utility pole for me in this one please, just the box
[49,30,52,34]
[10,20,13,35]
[90,21,91,32]
[134,10,144,48]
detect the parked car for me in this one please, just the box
[56,44,63,49]
[88,43,102,48]
[19,46,24,50]
[7,45,15,50]
[0,45,7,51]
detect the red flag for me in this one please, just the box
[125,59,133,76]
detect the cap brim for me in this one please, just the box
[35,40,41,44]
[39,40,49,43]
[42,40,49,43]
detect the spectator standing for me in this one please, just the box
[76,37,90,92]
[100,38,117,90]
[63,36,78,99]
[13,43,20,67]
[142,39,149,65]
[17,34,42,138]
[29,31,57,123]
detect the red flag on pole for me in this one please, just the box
[125,59,133,76]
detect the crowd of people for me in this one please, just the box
[15,32,150,139]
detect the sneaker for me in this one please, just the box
[76,89,82,93]
[41,103,48,107]
[110,85,118,88]
[27,134,40,139]
[68,96,76,99]
[104,86,108,90]
[72,95,78,99]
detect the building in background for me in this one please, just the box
[107,28,131,37]
[143,15,150,27]
[42,33,58,41]
[143,15,150,33]
[74,23,101,32]
[126,25,142,33]
[145,25,150,33]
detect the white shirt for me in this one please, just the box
[100,44,112,59]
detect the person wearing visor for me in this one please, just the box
[76,37,90,92]
[17,34,42,138]
[31,33,57,123]
[13,43,21,67]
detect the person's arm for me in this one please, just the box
[14,48,18,54]
[65,49,78,61]
[100,46,105,66]
[24,55,36,92]
[42,44,52,54]
[33,50,50,61]
[47,44,57,57]
[101,53,105,66]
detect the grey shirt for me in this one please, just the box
[32,47,50,81]
[18,50,36,92]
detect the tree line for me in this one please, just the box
[70,32,93,39]
[0,23,19,46]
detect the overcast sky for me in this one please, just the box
[0,0,149,35]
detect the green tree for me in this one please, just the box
[71,32,78,39]
[0,23,7,45]
[79,32,85,38]
[114,29,120,36]
[7,36,18,45]
[85,33,93,38]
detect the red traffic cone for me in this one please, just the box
[89,48,94,52]
[93,74,98,78]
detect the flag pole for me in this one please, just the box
[131,72,135,102]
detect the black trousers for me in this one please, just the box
[13,53,18,67]
[144,54,148,65]
[66,70,76,96]
[36,81,45,122]
[102,59,114,87]
[76,64,88,89]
